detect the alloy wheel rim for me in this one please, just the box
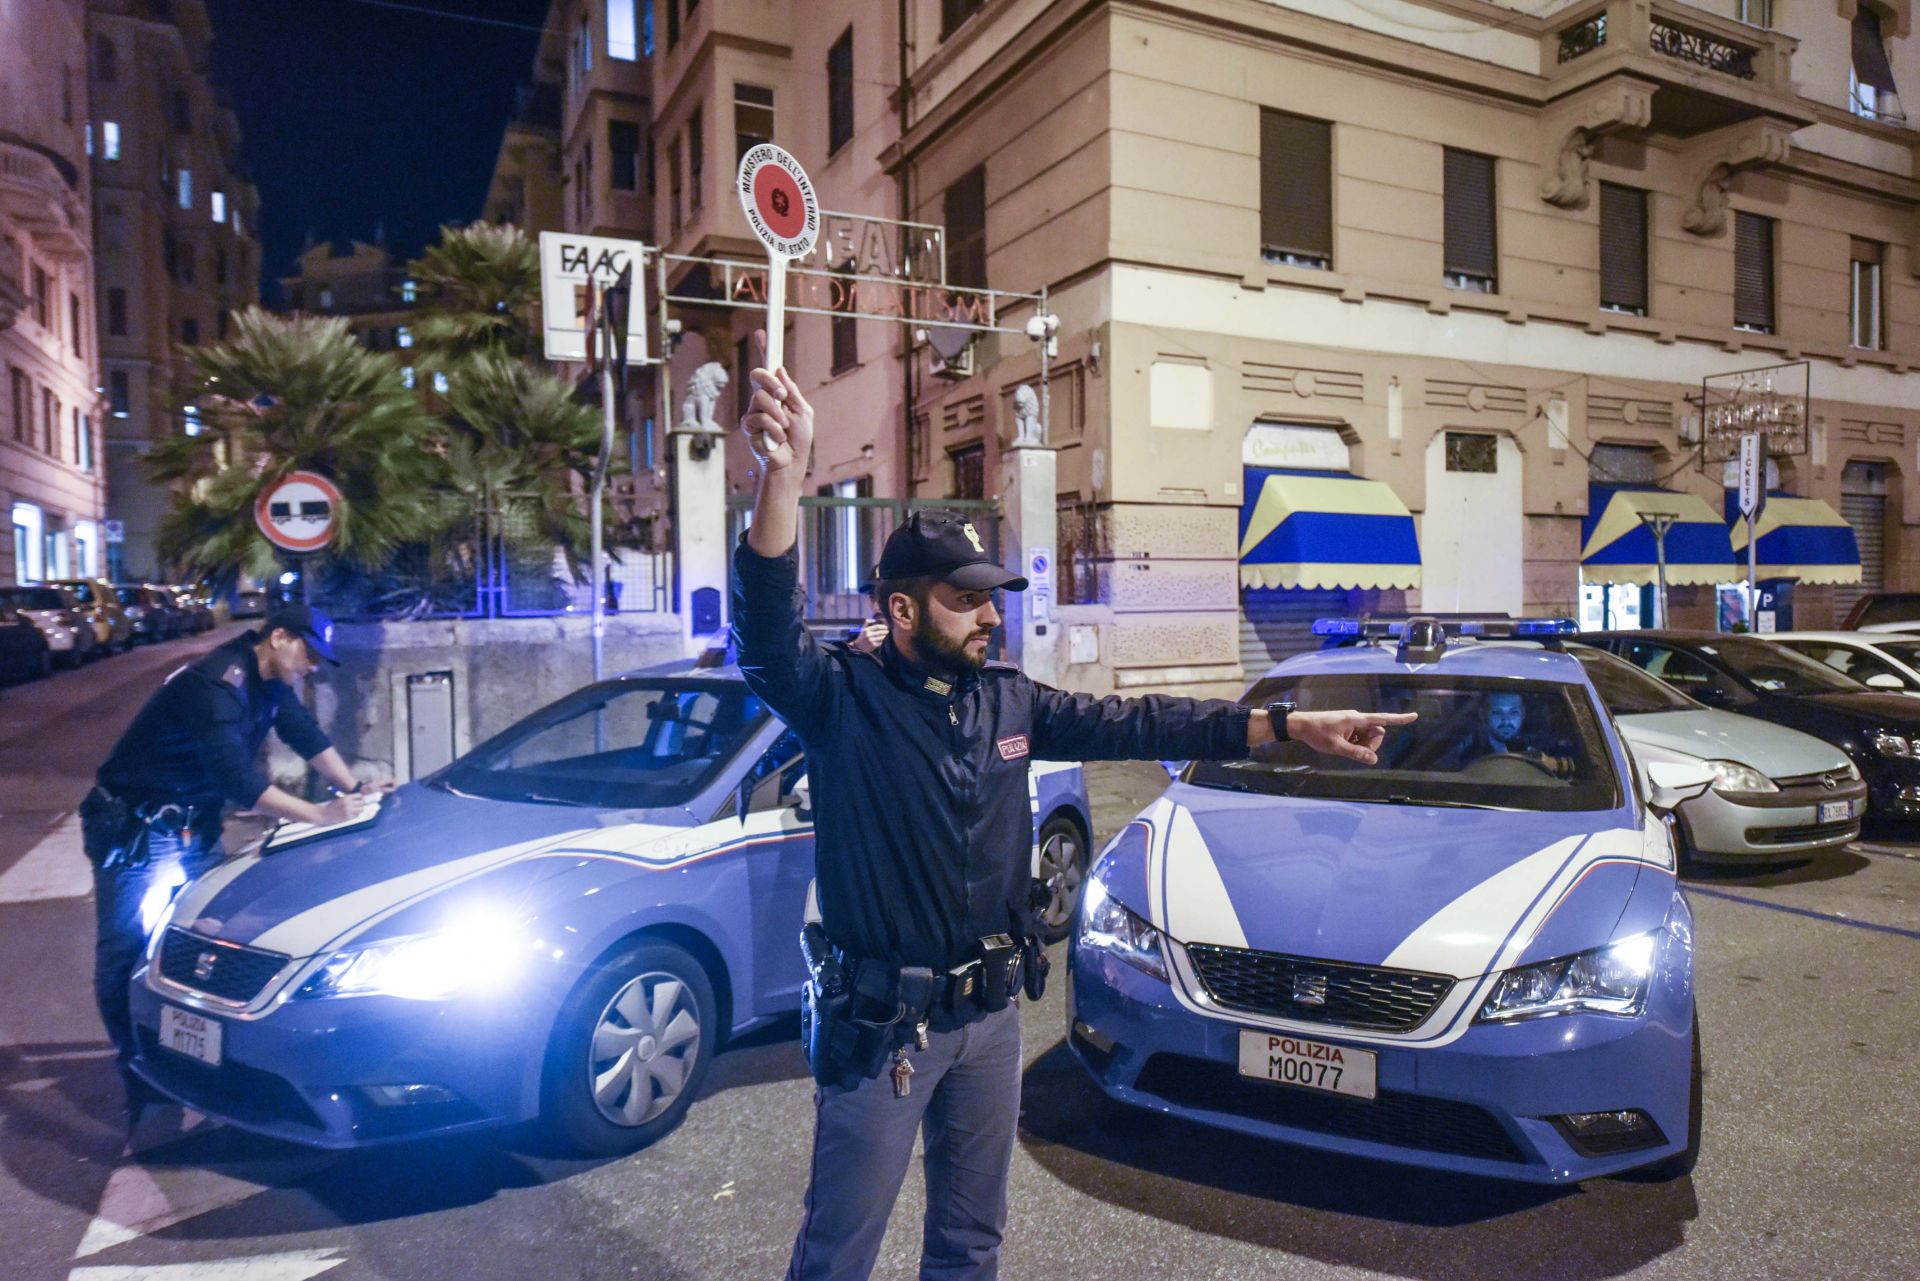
[1038,831,1083,929]
[587,970,701,1127]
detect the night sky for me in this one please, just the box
[204,0,552,302]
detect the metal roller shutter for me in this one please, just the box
[1240,588,1348,685]
[1838,493,1885,621]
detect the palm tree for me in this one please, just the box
[408,221,544,363]
[148,308,443,595]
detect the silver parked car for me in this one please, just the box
[1567,644,1864,867]
[1769,632,1920,697]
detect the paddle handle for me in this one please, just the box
[765,254,787,373]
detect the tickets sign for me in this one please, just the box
[255,471,343,553]
[736,144,819,259]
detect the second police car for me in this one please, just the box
[1069,619,1710,1183]
[129,657,1092,1152]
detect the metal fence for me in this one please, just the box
[1056,498,1108,606]
[307,494,670,622]
[726,494,1002,623]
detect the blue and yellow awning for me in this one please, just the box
[1581,485,1735,587]
[1238,467,1421,591]
[1726,493,1862,585]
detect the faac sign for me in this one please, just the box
[537,231,650,365]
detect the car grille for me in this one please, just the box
[1133,1053,1525,1164]
[158,929,289,1004]
[1744,820,1857,847]
[1774,768,1856,790]
[136,1027,322,1130]
[1186,944,1453,1032]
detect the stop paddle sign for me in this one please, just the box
[736,144,819,379]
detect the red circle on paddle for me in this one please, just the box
[753,166,807,241]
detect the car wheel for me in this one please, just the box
[1035,814,1089,944]
[540,940,717,1158]
[1636,1009,1702,1181]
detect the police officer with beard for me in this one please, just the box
[83,605,388,1118]
[732,334,1416,1281]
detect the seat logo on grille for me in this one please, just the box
[1290,973,1328,1006]
[193,952,218,981]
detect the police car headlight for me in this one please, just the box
[1477,931,1659,1023]
[296,913,526,1001]
[1704,759,1777,795]
[1078,877,1168,982]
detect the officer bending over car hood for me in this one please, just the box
[731,331,1416,1281]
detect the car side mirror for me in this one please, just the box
[1866,673,1905,690]
[1645,761,1714,814]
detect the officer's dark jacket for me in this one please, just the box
[97,633,333,809]
[733,539,1251,973]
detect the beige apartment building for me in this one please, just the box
[89,0,260,582]
[507,0,1920,695]
[280,238,423,370]
[2,0,107,585]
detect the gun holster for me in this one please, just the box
[79,788,146,871]
[798,923,934,1090]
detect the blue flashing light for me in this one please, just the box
[1513,618,1578,636]
[1312,618,1363,636]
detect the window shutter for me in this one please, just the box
[1734,212,1774,331]
[1853,8,1899,94]
[1598,182,1647,312]
[1443,149,1497,280]
[1260,110,1332,260]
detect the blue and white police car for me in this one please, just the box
[1068,619,1712,1183]
[130,657,1092,1153]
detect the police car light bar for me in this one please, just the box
[1456,618,1579,638]
[1313,616,1578,639]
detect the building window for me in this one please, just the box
[827,27,854,155]
[31,266,48,328]
[944,165,987,290]
[9,367,25,440]
[1851,237,1885,349]
[610,120,640,191]
[69,293,83,357]
[433,371,449,394]
[1598,181,1648,315]
[1736,0,1771,26]
[608,0,638,60]
[180,317,197,345]
[396,324,413,348]
[177,168,192,210]
[109,371,130,418]
[101,120,120,160]
[667,136,682,232]
[1443,148,1497,293]
[75,406,92,471]
[215,248,228,284]
[1445,431,1498,473]
[941,0,985,39]
[171,89,190,132]
[1590,442,1660,484]
[43,389,58,456]
[1851,7,1904,122]
[577,14,592,74]
[95,34,117,82]
[666,0,679,48]
[401,366,416,389]
[401,278,418,302]
[1734,211,1775,333]
[688,106,704,208]
[643,0,654,56]
[211,190,226,223]
[1260,109,1332,269]
[734,83,774,161]
[107,287,127,336]
[950,444,985,500]
[831,264,857,373]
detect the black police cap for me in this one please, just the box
[874,510,1028,592]
[262,603,341,665]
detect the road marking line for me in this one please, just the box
[69,1248,347,1280]
[1688,885,1920,941]
[0,812,91,903]
[75,1135,330,1259]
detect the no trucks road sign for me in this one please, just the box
[255,471,343,553]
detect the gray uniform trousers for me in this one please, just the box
[787,1001,1023,1281]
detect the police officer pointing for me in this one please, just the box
[83,604,388,1116]
[734,335,1414,1281]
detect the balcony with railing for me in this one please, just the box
[0,133,89,260]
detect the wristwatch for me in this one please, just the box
[1264,700,1296,742]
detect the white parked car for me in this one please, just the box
[1769,632,1920,696]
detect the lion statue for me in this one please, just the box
[680,360,731,434]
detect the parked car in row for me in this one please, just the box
[0,585,98,666]
[1840,592,1920,631]
[170,586,216,634]
[46,577,133,652]
[1071,618,1707,1184]
[1582,630,1920,828]
[1769,631,1920,697]
[130,656,1095,1154]
[0,605,52,684]
[1564,645,1864,866]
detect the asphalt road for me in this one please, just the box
[0,637,1915,1280]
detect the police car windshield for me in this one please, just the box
[1188,673,1621,812]
[433,678,769,809]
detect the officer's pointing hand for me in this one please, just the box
[743,328,815,472]
[1286,710,1419,766]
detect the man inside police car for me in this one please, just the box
[732,333,1416,1281]
[84,603,388,1118]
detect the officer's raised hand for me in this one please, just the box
[742,328,815,472]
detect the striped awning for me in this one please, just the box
[1727,493,1863,585]
[1238,467,1421,591]
[1581,485,1735,587]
